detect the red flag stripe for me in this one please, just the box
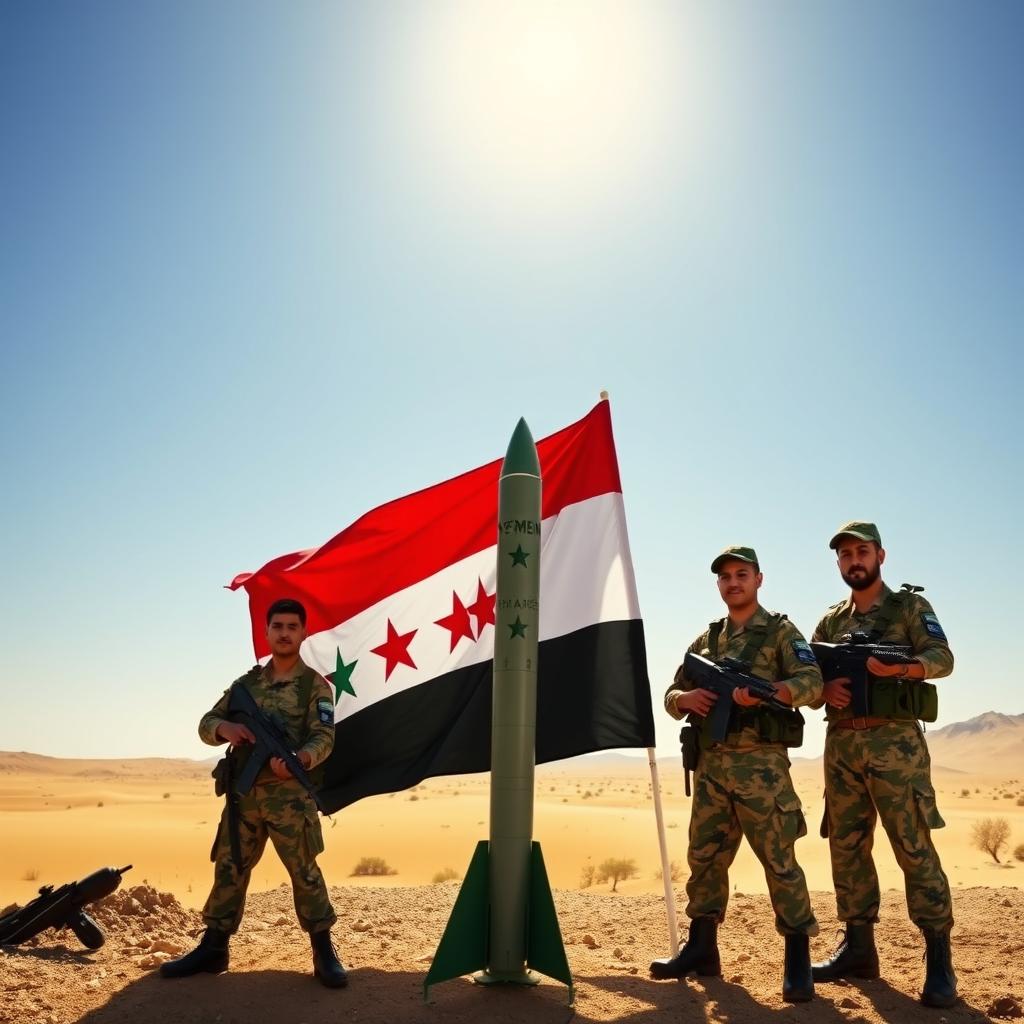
[230,402,622,658]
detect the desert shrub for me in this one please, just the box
[1018,797,1024,807]
[351,856,397,877]
[595,857,638,892]
[960,789,970,797]
[432,867,460,884]
[163,793,171,799]
[579,864,595,889]
[654,861,683,883]
[22,868,38,881]
[971,818,1011,863]
[1015,844,1024,863]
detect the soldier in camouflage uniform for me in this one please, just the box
[161,598,347,988]
[810,522,955,1008]
[650,546,822,1003]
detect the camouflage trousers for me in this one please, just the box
[685,746,818,936]
[823,720,952,931]
[203,776,336,935]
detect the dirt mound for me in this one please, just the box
[0,885,1017,1023]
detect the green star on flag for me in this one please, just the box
[333,646,358,702]
[509,544,530,567]
[508,616,528,639]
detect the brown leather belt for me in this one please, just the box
[832,716,890,730]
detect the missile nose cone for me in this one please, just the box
[501,418,540,477]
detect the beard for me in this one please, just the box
[843,564,881,590]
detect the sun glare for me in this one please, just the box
[388,2,684,232]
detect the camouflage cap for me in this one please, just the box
[710,546,759,574]
[829,521,882,550]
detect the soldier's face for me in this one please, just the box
[266,613,307,655]
[716,561,762,609]
[836,541,885,591]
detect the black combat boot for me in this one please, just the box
[811,923,879,982]
[782,934,814,1002]
[311,929,348,988]
[159,928,230,978]
[649,916,721,980]
[921,928,957,1008]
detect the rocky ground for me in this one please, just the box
[1,884,1022,1023]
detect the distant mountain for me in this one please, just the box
[924,712,1024,775]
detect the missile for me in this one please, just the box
[426,419,571,1001]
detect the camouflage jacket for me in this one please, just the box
[811,583,954,681]
[199,657,336,771]
[664,604,823,748]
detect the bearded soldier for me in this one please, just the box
[811,522,955,1008]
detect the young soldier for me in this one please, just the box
[651,546,822,1002]
[161,598,347,988]
[811,522,956,1008]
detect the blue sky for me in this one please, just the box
[1,1,1020,762]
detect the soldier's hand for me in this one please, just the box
[732,687,761,707]
[823,678,851,708]
[217,722,256,746]
[269,752,313,779]
[866,655,907,677]
[677,688,718,716]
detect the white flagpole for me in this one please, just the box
[648,747,680,953]
[597,391,679,954]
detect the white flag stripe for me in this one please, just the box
[298,492,639,723]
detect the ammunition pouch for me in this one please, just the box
[703,705,805,748]
[826,679,938,724]
[868,679,938,723]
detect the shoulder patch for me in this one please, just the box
[791,639,817,665]
[921,612,947,641]
[317,698,335,724]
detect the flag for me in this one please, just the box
[228,401,654,812]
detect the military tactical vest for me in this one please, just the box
[228,665,325,783]
[825,586,939,724]
[701,613,805,747]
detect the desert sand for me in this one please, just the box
[2,712,1023,1021]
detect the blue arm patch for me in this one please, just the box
[317,699,335,724]
[921,613,947,641]
[791,640,817,665]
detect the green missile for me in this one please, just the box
[487,417,542,981]
[425,418,572,1002]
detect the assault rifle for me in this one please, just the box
[681,652,790,745]
[0,865,131,948]
[225,681,330,816]
[810,632,916,718]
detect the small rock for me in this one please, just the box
[988,996,1023,1019]
[839,997,860,1009]
[274,915,289,926]
[352,919,372,932]
[729,974,744,984]
[85,979,101,990]
[148,939,183,955]
[736,953,750,963]
[581,934,599,949]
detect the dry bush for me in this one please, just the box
[654,860,683,882]
[971,818,1011,863]
[22,868,38,881]
[595,857,638,892]
[579,864,595,889]
[351,856,397,877]
[1015,844,1024,863]
[431,867,460,884]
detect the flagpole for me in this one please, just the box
[598,390,679,955]
[648,747,679,953]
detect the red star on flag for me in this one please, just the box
[434,591,475,653]
[371,619,418,681]
[467,578,496,639]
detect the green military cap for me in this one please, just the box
[829,520,882,549]
[710,545,759,574]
